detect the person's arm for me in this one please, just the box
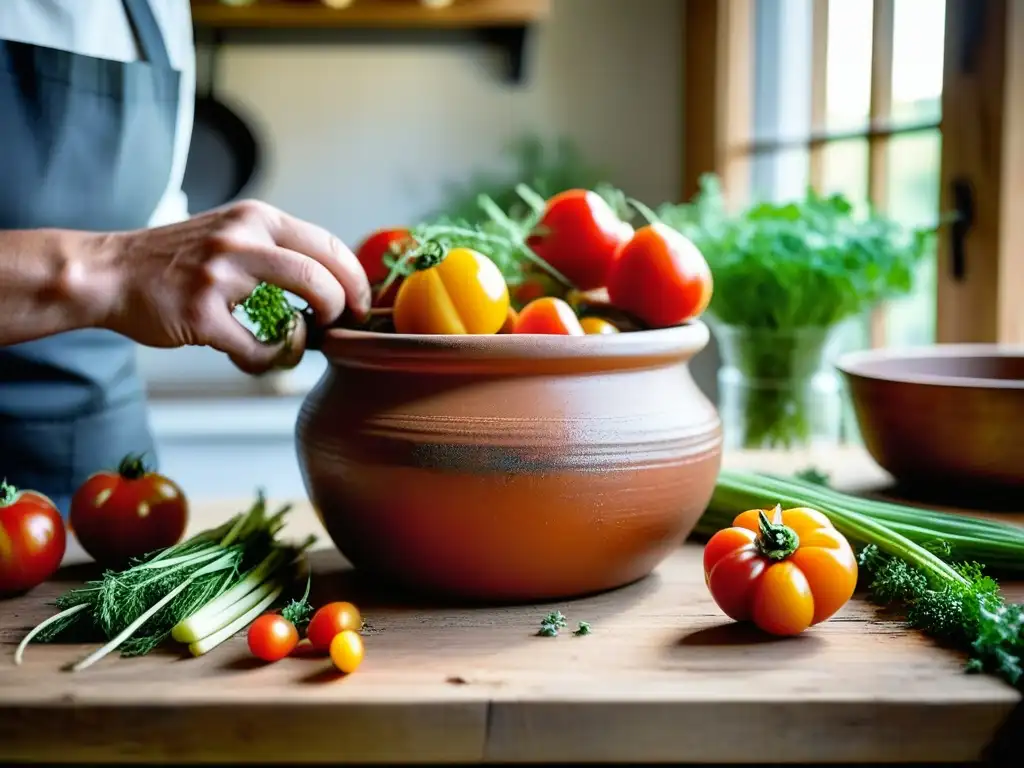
[0,228,114,346]
[0,200,371,373]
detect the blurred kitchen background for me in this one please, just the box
[146,0,946,499]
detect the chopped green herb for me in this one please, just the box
[573,621,592,636]
[239,283,296,344]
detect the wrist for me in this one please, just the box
[53,230,126,333]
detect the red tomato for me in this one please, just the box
[513,297,585,335]
[307,601,362,651]
[247,614,299,662]
[527,190,634,291]
[69,454,188,569]
[606,223,713,328]
[355,228,413,307]
[0,482,66,596]
[703,505,858,636]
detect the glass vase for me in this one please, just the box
[714,324,843,451]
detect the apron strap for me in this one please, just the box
[121,0,172,69]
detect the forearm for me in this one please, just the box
[0,229,119,346]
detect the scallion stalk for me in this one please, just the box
[189,585,284,657]
[698,469,1024,576]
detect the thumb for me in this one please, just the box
[213,311,307,375]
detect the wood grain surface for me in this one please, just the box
[1,448,1022,764]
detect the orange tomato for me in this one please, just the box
[606,223,712,328]
[392,246,510,335]
[702,505,858,636]
[580,316,619,335]
[499,306,519,334]
[513,297,585,335]
[329,629,365,674]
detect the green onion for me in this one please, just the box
[697,469,1024,575]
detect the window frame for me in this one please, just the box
[682,0,1024,345]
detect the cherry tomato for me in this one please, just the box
[247,614,299,662]
[513,297,585,335]
[0,482,66,597]
[703,505,858,636]
[499,306,519,334]
[69,454,188,569]
[606,223,713,328]
[307,601,363,651]
[527,190,634,290]
[392,246,510,335]
[355,228,414,307]
[580,316,620,335]
[329,629,365,674]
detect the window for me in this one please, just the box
[683,0,1024,347]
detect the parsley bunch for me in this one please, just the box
[658,175,934,449]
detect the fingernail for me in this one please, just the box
[357,283,373,317]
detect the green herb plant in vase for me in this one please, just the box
[659,175,933,450]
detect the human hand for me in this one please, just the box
[98,200,370,374]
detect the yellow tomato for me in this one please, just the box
[329,629,365,674]
[580,316,620,335]
[393,247,510,335]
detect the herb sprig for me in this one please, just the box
[16,493,314,670]
[859,545,1023,686]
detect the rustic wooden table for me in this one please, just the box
[1,448,1022,764]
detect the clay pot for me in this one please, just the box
[296,322,722,602]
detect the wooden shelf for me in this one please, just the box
[190,0,548,84]
[190,0,551,30]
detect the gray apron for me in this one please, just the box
[0,0,181,514]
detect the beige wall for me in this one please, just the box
[138,0,720,399]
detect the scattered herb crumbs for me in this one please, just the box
[537,611,568,637]
[573,621,592,636]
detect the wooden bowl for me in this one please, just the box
[837,344,1024,491]
[295,323,722,602]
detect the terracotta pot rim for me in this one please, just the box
[837,343,1024,390]
[318,320,711,367]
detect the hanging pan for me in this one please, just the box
[182,29,262,213]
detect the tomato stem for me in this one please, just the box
[0,479,16,507]
[410,239,448,271]
[755,504,800,560]
[627,197,662,227]
[118,453,150,480]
